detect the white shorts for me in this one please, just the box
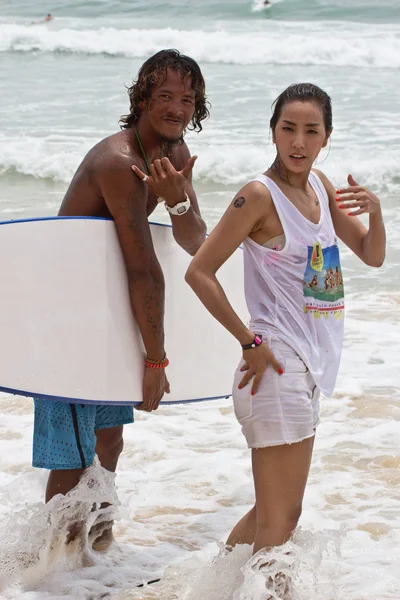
[232,335,320,449]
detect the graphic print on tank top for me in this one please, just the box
[303,241,344,319]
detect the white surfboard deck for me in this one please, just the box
[0,217,248,405]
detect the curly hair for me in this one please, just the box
[120,49,209,132]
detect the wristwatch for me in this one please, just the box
[164,193,191,216]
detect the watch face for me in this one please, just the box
[177,205,187,214]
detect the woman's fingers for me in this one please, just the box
[338,201,364,210]
[336,193,360,201]
[336,186,361,194]
[348,208,365,216]
[237,344,284,391]
[265,349,284,375]
[238,369,255,389]
[250,371,263,396]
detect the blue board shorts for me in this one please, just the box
[33,398,134,470]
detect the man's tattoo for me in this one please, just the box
[125,198,165,342]
[233,196,246,208]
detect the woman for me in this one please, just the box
[185,83,385,560]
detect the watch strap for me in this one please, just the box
[164,193,190,216]
[241,334,263,350]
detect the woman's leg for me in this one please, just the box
[226,436,314,551]
[226,505,257,548]
[252,436,314,554]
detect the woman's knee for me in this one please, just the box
[256,502,302,534]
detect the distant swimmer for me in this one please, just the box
[30,13,54,25]
[263,1,271,5]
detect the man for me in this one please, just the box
[30,13,54,24]
[33,49,208,550]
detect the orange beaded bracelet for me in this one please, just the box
[144,356,169,369]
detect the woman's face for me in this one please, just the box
[272,100,330,174]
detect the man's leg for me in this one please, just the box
[95,424,124,471]
[47,422,130,548]
[46,468,85,502]
[87,425,124,551]
[33,400,133,548]
[33,399,100,543]
[88,405,134,551]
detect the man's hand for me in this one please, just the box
[132,156,197,206]
[136,368,170,412]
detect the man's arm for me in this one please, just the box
[167,143,207,256]
[132,142,207,256]
[99,157,166,361]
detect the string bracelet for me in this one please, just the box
[145,355,169,369]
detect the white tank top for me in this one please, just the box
[243,171,344,396]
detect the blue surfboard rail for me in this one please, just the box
[0,215,172,228]
[0,385,231,406]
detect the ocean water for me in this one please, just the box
[0,0,399,598]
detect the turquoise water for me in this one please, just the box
[1,0,399,277]
[0,0,399,275]
[2,0,400,22]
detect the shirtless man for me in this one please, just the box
[32,49,208,549]
[30,13,54,24]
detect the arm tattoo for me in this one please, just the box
[233,196,246,208]
[125,197,165,345]
[141,271,165,340]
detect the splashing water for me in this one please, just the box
[0,461,118,592]
[112,526,344,600]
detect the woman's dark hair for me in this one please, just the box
[270,83,332,134]
[120,49,209,132]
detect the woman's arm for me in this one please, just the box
[315,169,386,267]
[185,182,283,394]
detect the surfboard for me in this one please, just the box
[252,0,277,12]
[0,217,248,405]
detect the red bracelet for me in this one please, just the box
[144,356,169,369]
